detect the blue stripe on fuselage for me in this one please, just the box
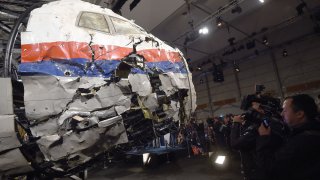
[18,59,187,77]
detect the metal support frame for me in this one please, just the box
[0,21,11,34]
[204,72,214,116]
[0,5,20,18]
[0,0,34,6]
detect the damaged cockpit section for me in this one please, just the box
[3,0,196,177]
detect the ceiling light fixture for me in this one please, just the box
[199,27,209,35]
[216,17,223,27]
[262,36,269,45]
[282,49,288,57]
[259,0,265,3]
[233,60,240,72]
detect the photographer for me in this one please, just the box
[256,94,320,180]
[231,104,263,180]
[231,86,286,180]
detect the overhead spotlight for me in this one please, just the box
[233,60,240,72]
[216,17,223,27]
[296,2,307,15]
[262,36,269,45]
[231,5,242,14]
[259,0,265,3]
[282,49,288,57]
[199,27,209,35]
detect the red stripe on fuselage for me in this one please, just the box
[21,41,182,63]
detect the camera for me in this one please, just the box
[240,85,282,126]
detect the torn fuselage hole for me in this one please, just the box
[122,54,145,69]
[115,62,133,79]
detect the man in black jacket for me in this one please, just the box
[257,94,320,180]
[231,101,269,180]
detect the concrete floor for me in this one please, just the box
[88,153,243,180]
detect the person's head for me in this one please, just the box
[281,94,318,127]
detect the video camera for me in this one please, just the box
[240,85,282,127]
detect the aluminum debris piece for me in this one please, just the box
[128,74,152,96]
[141,93,159,111]
[58,111,91,126]
[98,115,122,128]
[91,108,117,119]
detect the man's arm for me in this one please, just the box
[230,115,256,150]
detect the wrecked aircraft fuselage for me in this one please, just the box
[0,0,196,177]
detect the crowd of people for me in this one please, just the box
[178,94,320,180]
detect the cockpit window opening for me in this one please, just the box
[109,16,144,34]
[78,12,110,33]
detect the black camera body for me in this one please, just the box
[240,85,282,127]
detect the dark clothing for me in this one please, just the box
[213,121,227,149]
[231,122,261,180]
[256,121,320,180]
[195,123,206,152]
[231,119,285,180]
[224,121,232,150]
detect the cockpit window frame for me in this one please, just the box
[108,16,146,35]
[76,11,113,34]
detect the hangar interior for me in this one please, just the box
[0,0,320,179]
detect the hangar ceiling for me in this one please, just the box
[0,0,320,71]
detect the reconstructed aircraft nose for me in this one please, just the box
[0,0,196,177]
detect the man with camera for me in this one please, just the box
[231,85,286,180]
[257,94,320,180]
